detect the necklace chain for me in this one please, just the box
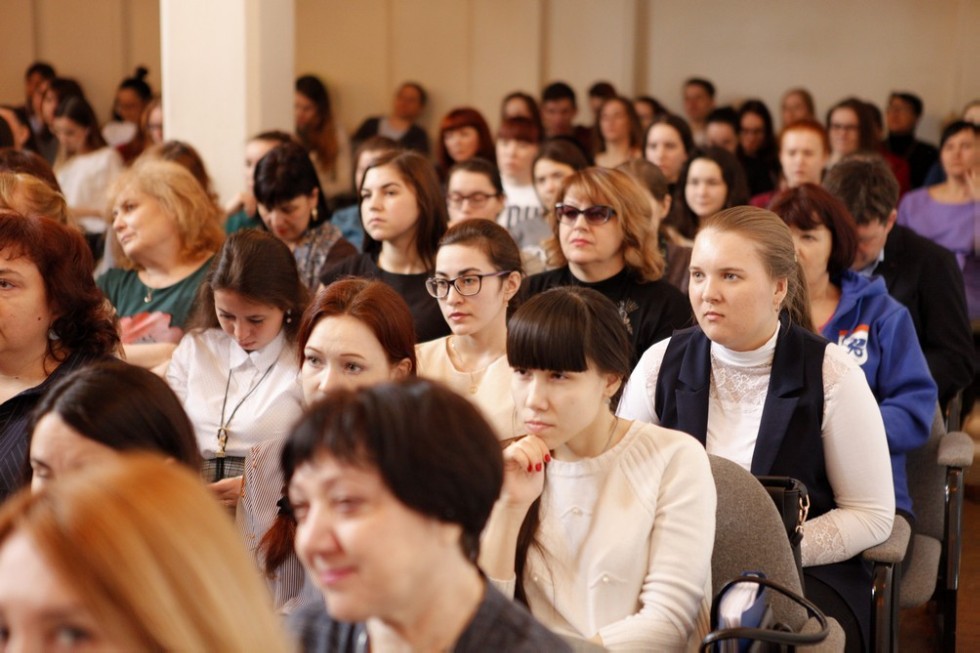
[216,362,277,457]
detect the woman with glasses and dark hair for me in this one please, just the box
[526,168,690,363]
[446,158,506,225]
[417,220,523,441]
[481,287,714,650]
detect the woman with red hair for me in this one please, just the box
[438,107,496,178]
[0,211,120,501]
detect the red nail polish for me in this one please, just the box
[544,454,551,463]
[535,462,542,472]
[527,464,533,472]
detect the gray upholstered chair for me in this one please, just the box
[707,454,844,651]
[863,406,974,652]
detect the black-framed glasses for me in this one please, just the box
[425,270,513,298]
[447,192,497,209]
[554,203,617,225]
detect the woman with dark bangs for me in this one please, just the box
[496,117,544,245]
[526,168,691,363]
[437,107,496,178]
[481,287,714,651]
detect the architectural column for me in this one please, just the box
[160,0,294,203]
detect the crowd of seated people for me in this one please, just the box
[0,57,977,652]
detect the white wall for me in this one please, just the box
[1,0,161,124]
[3,0,976,199]
[293,0,977,143]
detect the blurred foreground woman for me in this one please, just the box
[284,379,571,652]
[0,454,291,652]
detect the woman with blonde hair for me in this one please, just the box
[619,206,895,651]
[0,171,70,225]
[98,159,224,368]
[0,454,291,652]
[526,167,690,362]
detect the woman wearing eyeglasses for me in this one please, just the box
[525,168,691,363]
[417,219,523,440]
[446,158,506,225]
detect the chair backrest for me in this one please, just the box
[708,454,807,629]
[907,406,946,541]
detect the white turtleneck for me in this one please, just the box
[618,328,894,567]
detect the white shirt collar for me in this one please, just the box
[228,330,288,371]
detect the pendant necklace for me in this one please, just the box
[214,362,276,476]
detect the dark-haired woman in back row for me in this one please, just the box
[253,142,357,291]
[320,150,452,343]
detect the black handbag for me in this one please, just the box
[701,575,830,653]
[756,477,809,582]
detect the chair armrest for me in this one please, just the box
[938,431,975,469]
[862,517,911,564]
[799,616,845,652]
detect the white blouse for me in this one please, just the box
[618,329,895,567]
[492,421,715,651]
[166,329,305,459]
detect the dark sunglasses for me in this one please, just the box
[554,203,617,225]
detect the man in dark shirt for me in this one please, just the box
[824,156,973,410]
[540,81,594,161]
[882,92,939,190]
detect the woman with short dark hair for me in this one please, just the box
[771,183,936,528]
[285,379,571,652]
[253,142,357,290]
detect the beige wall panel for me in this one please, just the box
[0,0,37,107]
[645,0,961,141]
[295,0,389,135]
[543,0,636,116]
[34,0,126,123]
[470,0,543,132]
[388,0,470,136]
[125,0,162,95]
[951,0,980,122]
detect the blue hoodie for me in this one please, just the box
[821,270,938,516]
